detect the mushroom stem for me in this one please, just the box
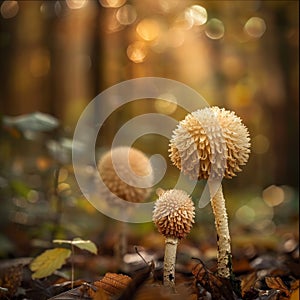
[163,236,178,290]
[114,222,128,269]
[209,183,232,279]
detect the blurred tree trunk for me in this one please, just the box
[51,2,98,128]
[0,1,50,115]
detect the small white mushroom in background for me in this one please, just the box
[153,188,195,291]
[169,106,251,279]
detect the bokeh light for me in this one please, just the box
[158,0,180,13]
[66,0,87,10]
[262,185,285,207]
[205,18,225,40]
[127,41,147,63]
[184,5,207,26]
[136,18,161,41]
[154,94,177,115]
[0,0,19,19]
[99,0,126,8]
[235,205,256,225]
[252,134,270,154]
[116,4,137,25]
[244,16,267,38]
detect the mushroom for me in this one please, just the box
[153,188,195,290]
[169,106,250,279]
[98,146,153,204]
[98,146,153,262]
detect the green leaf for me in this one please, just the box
[30,248,71,279]
[3,112,59,132]
[71,238,98,254]
[53,238,98,254]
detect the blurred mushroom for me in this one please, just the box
[98,146,153,262]
[98,146,153,203]
[153,188,195,290]
[169,106,250,279]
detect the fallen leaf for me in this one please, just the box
[240,271,258,297]
[94,273,132,298]
[30,248,71,279]
[0,264,23,298]
[117,265,152,300]
[192,259,235,300]
[48,286,92,299]
[265,276,290,297]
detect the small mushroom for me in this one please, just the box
[169,106,250,279]
[153,188,195,290]
[98,146,153,204]
[98,146,153,262]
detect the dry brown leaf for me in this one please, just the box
[240,271,258,297]
[265,276,290,297]
[192,260,235,300]
[92,286,109,300]
[0,264,23,298]
[94,273,132,297]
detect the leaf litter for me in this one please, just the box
[0,235,299,299]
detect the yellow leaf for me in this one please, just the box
[30,248,71,279]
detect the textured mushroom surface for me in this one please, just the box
[153,189,195,239]
[98,146,153,203]
[169,106,251,180]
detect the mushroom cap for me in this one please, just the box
[169,106,251,180]
[98,146,153,203]
[153,189,195,239]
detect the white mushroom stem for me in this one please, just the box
[163,236,178,290]
[209,183,232,279]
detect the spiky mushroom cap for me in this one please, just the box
[98,146,153,203]
[169,106,251,180]
[153,189,195,239]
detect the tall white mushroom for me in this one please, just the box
[169,106,250,279]
[153,189,195,290]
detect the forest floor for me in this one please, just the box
[0,228,299,300]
